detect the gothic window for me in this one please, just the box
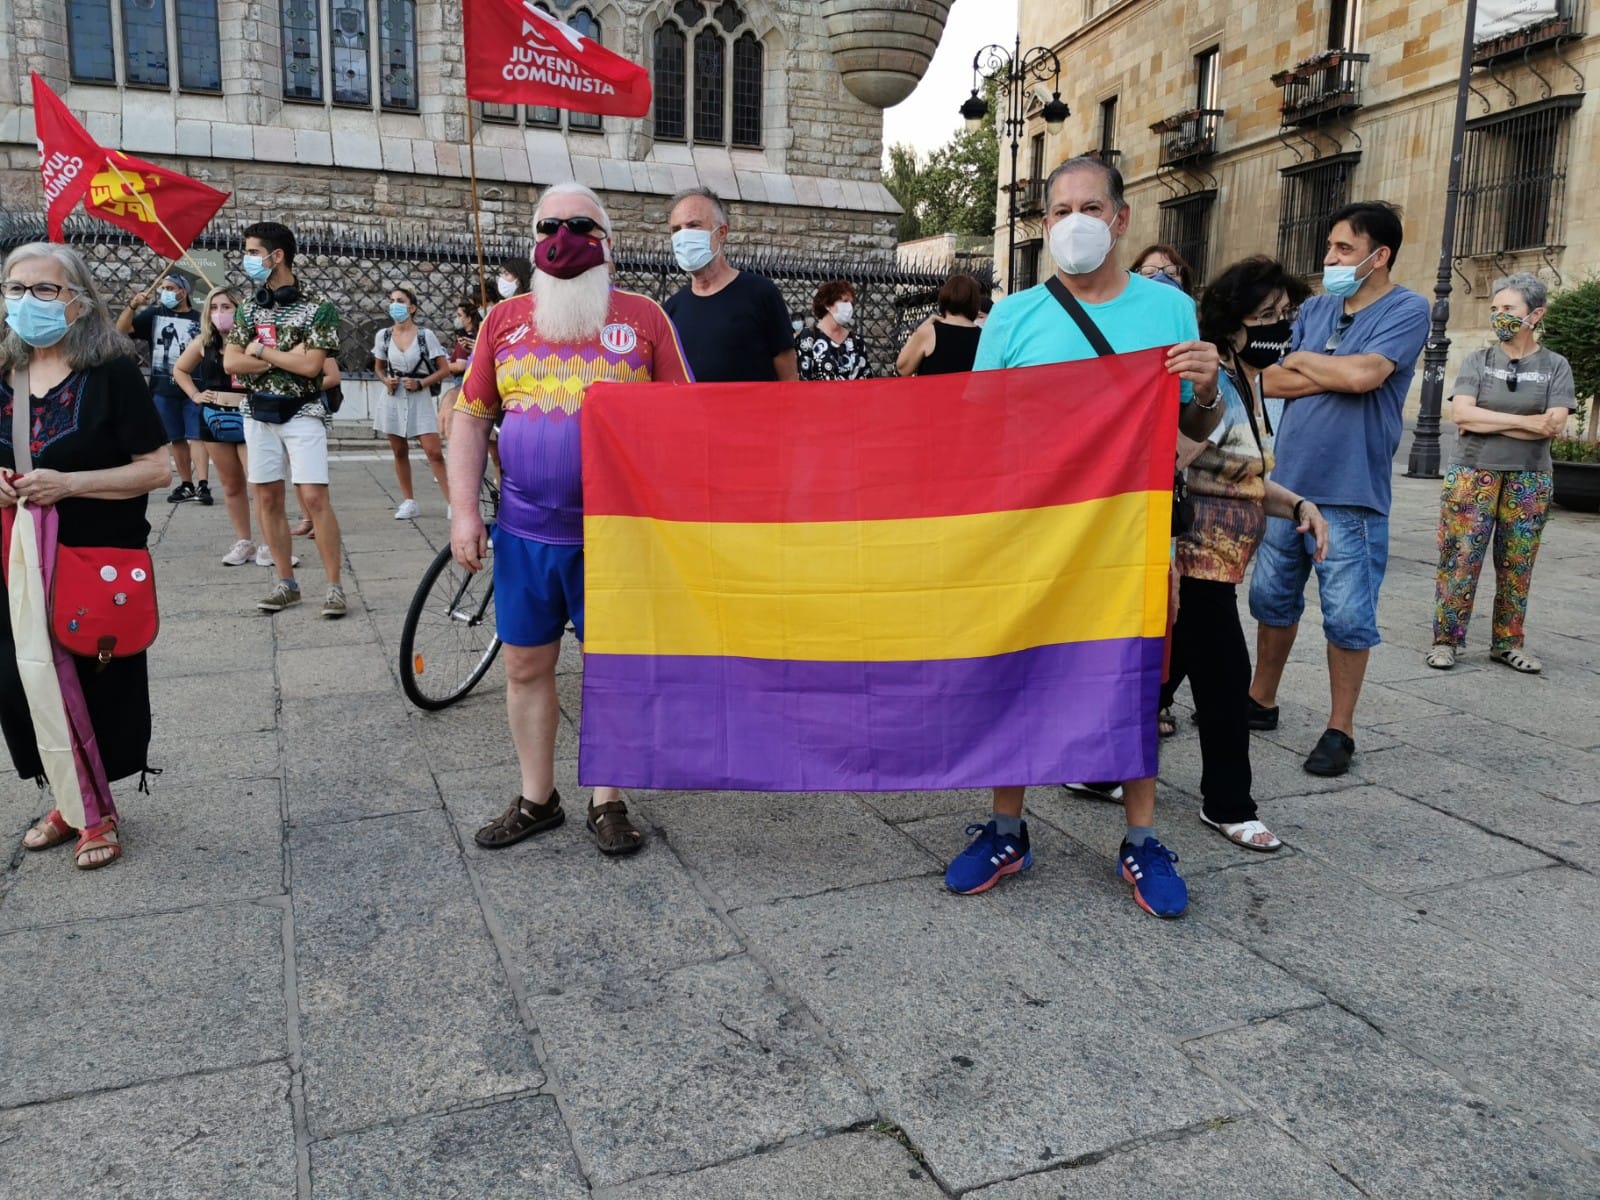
[68,0,117,82]
[328,0,371,105]
[378,0,417,111]
[122,0,170,87]
[175,0,223,92]
[281,0,323,100]
[568,10,603,132]
[653,1,765,147]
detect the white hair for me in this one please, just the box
[533,181,611,235]
[0,242,136,370]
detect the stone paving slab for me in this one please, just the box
[1184,1005,1599,1197]
[0,779,284,929]
[153,728,281,782]
[0,902,286,1107]
[648,790,940,908]
[965,1117,1363,1199]
[148,613,277,677]
[0,1062,297,1200]
[1370,712,1600,805]
[1198,857,1600,1155]
[310,1095,587,1200]
[598,1131,945,1199]
[532,954,873,1189]
[1265,783,1555,894]
[280,692,440,825]
[853,786,990,825]
[735,877,1244,1193]
[290,808,542,1135]
[276,643,401,701]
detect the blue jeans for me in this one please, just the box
[1249,505,1389,650]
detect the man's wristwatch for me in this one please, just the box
[249,343,265,359]
[1293,498,1308,523]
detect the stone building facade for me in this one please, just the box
[1002,0,1597,367]
[0,0,958,257]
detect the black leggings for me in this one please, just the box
[1160,577,1256,823]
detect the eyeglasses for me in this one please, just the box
[535,216,603,237]
[1,281,77,301]
[1325,313,1355,352]
[1137,265,1174,278]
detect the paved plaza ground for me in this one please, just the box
[2,455,1598,1199]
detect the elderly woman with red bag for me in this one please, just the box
[0,243,171,871]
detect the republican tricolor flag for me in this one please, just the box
[578,353,1179,792]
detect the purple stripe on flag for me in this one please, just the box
[578,639,1163,792]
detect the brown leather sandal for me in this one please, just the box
[74,819,122,870]
[474,790,564,849]
[23,809,74,851]
[587,799,643,856]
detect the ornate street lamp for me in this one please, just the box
[960,37,1069,291]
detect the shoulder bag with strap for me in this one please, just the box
[381,327,441,396]
[1045,278,1194,535]
[7,367,159,666]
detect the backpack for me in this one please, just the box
[380,327,442,396]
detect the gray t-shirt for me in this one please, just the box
[1450,345,1575,473]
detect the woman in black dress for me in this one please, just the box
[895,273,985,376]
[1,243,171,870]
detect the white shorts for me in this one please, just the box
[245,414,330,485]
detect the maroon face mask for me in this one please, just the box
[534,224,608,280]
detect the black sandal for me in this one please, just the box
[587,799,644,856]
[474,790,564,849]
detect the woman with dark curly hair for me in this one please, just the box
[796,279,873,381]
[1163,256,1329,852]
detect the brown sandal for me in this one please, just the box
[474,790,564,849]
[587,799,643,856]
[23,809,74,851]
[74,819,122,870]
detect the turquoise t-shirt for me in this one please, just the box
[974,271,1197,402]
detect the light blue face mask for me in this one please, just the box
[671,228,716,274]
[5,294,74,348]
[1322,247,1380,298]
[242,254,271,283]
[388,301,411,322]
[158,289,179,309]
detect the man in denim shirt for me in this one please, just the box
[1247,202,1429,776]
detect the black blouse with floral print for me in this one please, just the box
[795,330,873,381]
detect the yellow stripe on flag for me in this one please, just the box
[584,491,1170,661]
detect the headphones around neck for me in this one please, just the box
[254,281,302,309]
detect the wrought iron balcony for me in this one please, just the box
[1081,147,1122,168]
[1273,50,1370,127]
[1010,176,1046,216]
[1474,0,1584,66]
[1149,109,1222,167]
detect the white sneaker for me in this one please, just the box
[394,498,420,520]
[255,545,301,568]
[221,539,256,566]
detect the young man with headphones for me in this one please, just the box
[222,221,347,618]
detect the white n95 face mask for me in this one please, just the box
[1048,213,1115,276]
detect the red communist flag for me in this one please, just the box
[31,73,102,241]
[464,0,651,116]
[83,150,230,260]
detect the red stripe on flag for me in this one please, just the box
[582,350,1180,523]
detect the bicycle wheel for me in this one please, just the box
[399,539,501,710]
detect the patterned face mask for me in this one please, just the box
[1490,312,1524,343]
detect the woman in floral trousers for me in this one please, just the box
[1429,273,1574,674]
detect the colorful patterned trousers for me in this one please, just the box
[1433,466,1553,651]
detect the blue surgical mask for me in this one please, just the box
[388,301,411,322]
[1322,247,1380,298]
[242,254,271,283]
[158,289,179,309]
[671,229,716,274]
[4,294,74,348]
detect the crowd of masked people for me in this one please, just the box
[0,163,1573,890]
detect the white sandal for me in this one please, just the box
[1490,647,1542,674]
[1199,813,1282,852]
[1424,644,1456,670]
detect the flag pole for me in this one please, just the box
[101,155,220,291]
[463,97,489,310]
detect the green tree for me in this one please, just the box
[884,87,1000,243]
[1541,277,1600,440]
[884,142,926,242]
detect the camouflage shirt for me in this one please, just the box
[228,284,340,422]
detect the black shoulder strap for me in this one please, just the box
[1045,276,1115,358]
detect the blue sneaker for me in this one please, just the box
[1118,836,1188,918]
[945,821,1032,895]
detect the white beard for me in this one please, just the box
[531,265,613,344]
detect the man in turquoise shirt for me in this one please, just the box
[947,155,1223,919]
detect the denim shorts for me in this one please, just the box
[493,531,583,647]
[1248,505,1389,650]
[153,390,201,442]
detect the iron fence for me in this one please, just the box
[0,213,993,378]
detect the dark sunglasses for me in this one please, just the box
[1324,312,1355,352]
[535,216,603,237]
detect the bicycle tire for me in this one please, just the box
[399,540,502,710]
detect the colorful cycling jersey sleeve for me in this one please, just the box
[457,290,691,544]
